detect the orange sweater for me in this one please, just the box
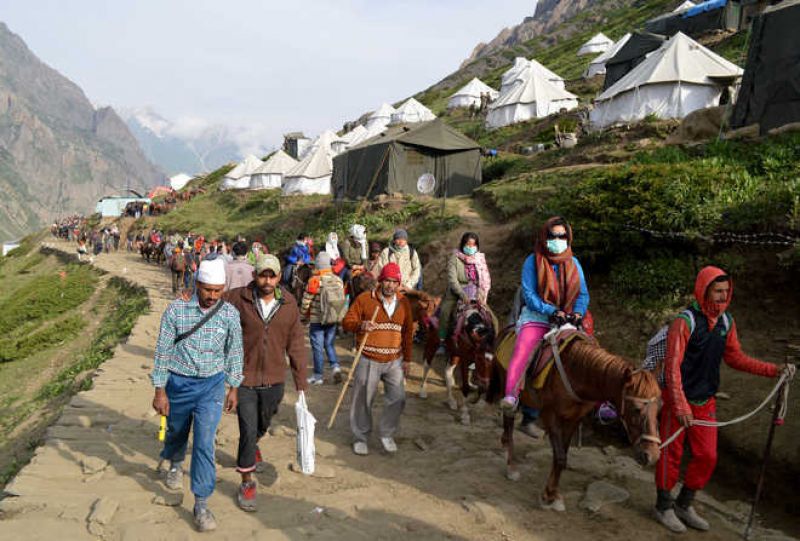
[342,291,414,363]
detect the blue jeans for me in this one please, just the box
[309,323,338,376]
[160,371,225,498]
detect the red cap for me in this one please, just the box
[379,262,402,282]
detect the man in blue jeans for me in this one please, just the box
[301,252,344,384]
[151,258,244,532]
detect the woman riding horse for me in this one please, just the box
[501,216,589,413]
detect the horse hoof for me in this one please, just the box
[418,389,427,399]
[506,468,521,482]
[447,399,458,411]
[540,496,566,512]
[460,415,471,426]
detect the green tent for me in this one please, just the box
[332,119,482,200]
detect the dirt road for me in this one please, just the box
[0,242,794,540]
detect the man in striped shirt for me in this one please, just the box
[151,258,243,532]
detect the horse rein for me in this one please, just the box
[620,373,662,446]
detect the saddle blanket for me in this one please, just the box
[496,329,586,390]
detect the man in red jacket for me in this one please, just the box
[654,266,795,533]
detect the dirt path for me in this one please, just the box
[0,240,794,540]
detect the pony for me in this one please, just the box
[488,326,662,511]
[418,301,498,425]
[289,264,314,304]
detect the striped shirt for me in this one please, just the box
[151,296,244,388]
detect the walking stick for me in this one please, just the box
[327,306,380,429]
[743,377,789,540]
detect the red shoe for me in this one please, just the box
[237,481,257,512]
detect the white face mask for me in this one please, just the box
[546,239,568,254]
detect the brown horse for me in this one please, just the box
[488,327,661,511]
[418,302,498,425]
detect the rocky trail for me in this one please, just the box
[0,241,795,540]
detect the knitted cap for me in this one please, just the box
[392,229,408,241]
[315,252,332,270]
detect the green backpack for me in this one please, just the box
[319,275,347,324]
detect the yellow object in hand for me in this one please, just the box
[158,415,167,441]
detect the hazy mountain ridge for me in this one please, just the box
[0,22,162,241]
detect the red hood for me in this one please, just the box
[694,266,732,321]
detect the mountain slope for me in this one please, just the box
[0,22,162,241]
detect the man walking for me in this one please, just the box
[283,233,313,285]
[301,252,345,385]
[653,266,795,533]
[151,258,243,532]
[225,241,255,291]
[224,254,308,512]
[378,229,422,291]
[342,262,413,455]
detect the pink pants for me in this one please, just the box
[504,322,550,398]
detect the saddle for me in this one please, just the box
[497,328,590,390]
[452,302,495,342]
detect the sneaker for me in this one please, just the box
[237,481,257,512]
[306,375,323,386]
[352,441,369,456]
[519,421,544,439]
[255,447,264,473]
[194,507,218,532]
[499,396,518,416]
[654,507,687,534]
[165,466,183,490]
[380,437,398,453]
[332,365,343,384]
[675,505,710,531]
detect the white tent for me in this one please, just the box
[585,33,632,78]
[447,78,499,109]
[221,155,263,190]
[169,173,193,191]
[590,32,744,129]
[341,125,369,148]
[391,98,436,124]
[365,103,396,131]
[578,32,614,56]
[283,132,335,195]
[500,57,566,94]
[673,0,696,12]
[249,150,297,190]
[486,69,579,128]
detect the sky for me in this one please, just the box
[3,0,536,151]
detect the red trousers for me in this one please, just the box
[656,395,718,491]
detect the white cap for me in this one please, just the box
[196,259,226,285]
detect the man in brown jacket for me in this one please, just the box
[342,262,413,456]
[224,253,308,512]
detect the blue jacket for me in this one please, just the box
[518,253,589,326]
[285,243,311,265]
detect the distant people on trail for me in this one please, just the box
[76,238,88,261]
[324,231,347,277]
[652,266,795,534]
[364,241,383,278]
[169,242,193,294]
[283,233,313,284]
[341,224,368,283]
[342,262,414,456]
[151,258,243,533]
[223,254,308,513]
[437,232,491,353]
[246,241,265,266]
[225,242,255,291]
[501,216,590,414]
[378,229,422,291]
[301,252,346,385]
[126,231,134,252]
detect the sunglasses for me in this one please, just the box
[547,232,569,240]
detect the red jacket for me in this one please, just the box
[664,266,777,417]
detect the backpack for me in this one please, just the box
[643,308,731,387]
[319,275,347,324]
[171,249,186,272]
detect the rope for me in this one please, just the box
[659,371,793,450]
[623,225,799,247]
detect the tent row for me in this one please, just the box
[220,151,299,191]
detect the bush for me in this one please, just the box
[609,256,694,307]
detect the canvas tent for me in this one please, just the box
[341,125,369,148]
[486,68,579,128]
[448,78,499,109]
[283,132,336,195]
[731,0,800,134]
[249,150,297,190]
[591,32,743,128]
[332,119,481,200]
[674,0,697,12]
[500,57,566,93]
[169,173,193,191]
[645,0,740,36]
[578,33,614,56]
[221,155,263,190]
[391,98,436,124]
[365,103,396,131]
[585,33,632,78]
[603,32,667,91]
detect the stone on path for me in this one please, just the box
[87,496,119,536]
[580,481,629,512]
[152,493,184,507]
[81,456,108,475]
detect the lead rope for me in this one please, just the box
[659,371,793,450]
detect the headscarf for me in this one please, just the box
[325,232,340,260]
[534,217,580,313]
[694,266,732,327]
[454,250,491,304]
[350,224,368,260]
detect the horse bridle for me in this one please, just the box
[619,376,661,446]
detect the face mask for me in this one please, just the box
[546,239,568,254]
[463,246,477,256]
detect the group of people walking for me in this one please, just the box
[146,216,793,534]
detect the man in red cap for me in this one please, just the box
[342,262,414,456]
[654,266,795,533]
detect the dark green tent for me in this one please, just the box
[332,119,482,200]
[731,0,800,134]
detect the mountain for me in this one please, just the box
[122,107,248,176]
[0,22,162,242]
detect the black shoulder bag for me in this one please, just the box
[174,300,226,344]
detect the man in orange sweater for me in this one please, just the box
[342,262,414,456]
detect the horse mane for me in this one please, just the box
[562,340,634,398]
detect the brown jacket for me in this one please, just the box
[342,290,414,363]
[224,283,308,390]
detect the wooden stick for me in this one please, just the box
[327,306,380,429]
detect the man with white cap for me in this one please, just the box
[151,258,244,532]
